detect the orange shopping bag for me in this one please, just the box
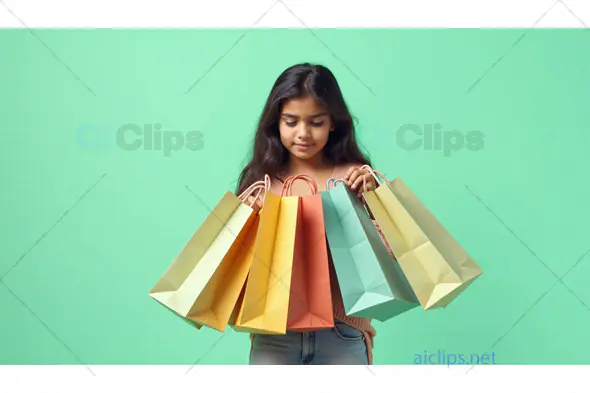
[283,175,334,332]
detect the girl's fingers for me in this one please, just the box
[245,196,262,211]
[345,166,363,185]
[354,174,377,192]
[347,169,361,186]
[343,166,358,181]
[351,173,366,190]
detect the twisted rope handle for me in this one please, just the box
[281,174,318,196]
[280,174,318,196]
[359,165,392,193]
[238,174,271,207]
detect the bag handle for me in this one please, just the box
[238,174,271,207]
[359,165,391,185]
[281,174,318,196]
[326,175,375,218]
[359,165,392,193]
[238,175,270,199]
[280,174,318,196]
[326,177,346,191]
[326,166,391,193]
[325,175,377,218]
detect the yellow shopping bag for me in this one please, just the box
[148,178,268,331]
[360,165,483,310]
[231,178,301,334]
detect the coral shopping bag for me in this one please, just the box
[283,175,334,332]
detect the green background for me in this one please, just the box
[1,29,589,366]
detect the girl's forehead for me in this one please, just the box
[282,96,327,114]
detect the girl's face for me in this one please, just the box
[278,95,334,162]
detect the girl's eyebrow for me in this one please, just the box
[281,112,328,118]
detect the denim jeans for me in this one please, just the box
[249,320,369,365]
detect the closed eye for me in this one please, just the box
[285,121,325,127]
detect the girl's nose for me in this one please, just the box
[296,122,312,137]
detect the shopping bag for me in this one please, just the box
[227,281,246,327]
[148,178,268,331]
[227,217,262,330]
[321,178,420,322]
[359,165,483,310]
[281,175,334,332]
[231,177,299,334]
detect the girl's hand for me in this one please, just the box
[343,166,377,198]
[244,195,263,211]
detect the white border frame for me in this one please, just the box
[1,0,589,28]
[2,0,589,391]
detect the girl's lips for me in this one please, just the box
[294,144,313,149]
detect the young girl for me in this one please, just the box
[236,63,379,365]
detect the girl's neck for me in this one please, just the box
[285,154,334,177]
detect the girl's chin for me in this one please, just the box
[290,150,317,159]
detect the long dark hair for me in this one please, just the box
[235,62,371,195]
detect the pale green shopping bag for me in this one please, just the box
[359,165,483,310]
[148,179,267,332]
[320,178,419,322]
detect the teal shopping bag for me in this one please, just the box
[321,178,419,321]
